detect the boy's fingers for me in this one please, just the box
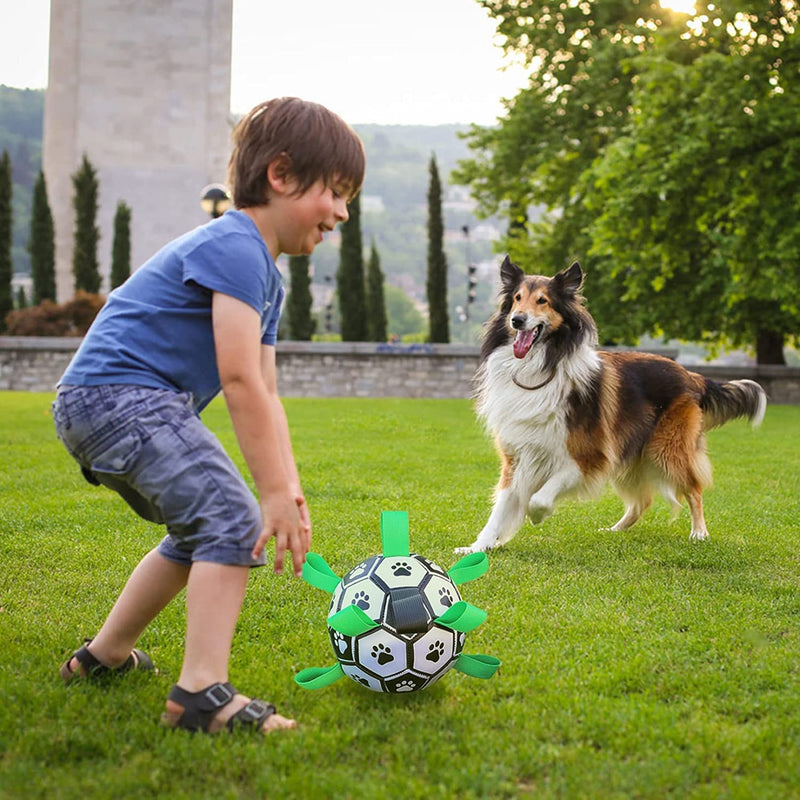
[272,529,287,574]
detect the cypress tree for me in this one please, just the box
[16,285,27,308]
[426,154,449,343]
[110,201,132,288]
[366,240,387,342]
[0,151,12,331]
[336,192,366,341]
[71,154,101,294]
[28,170,56,303]
[287,254,315,340]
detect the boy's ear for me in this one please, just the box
[266,153,294,195]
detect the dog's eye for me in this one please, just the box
[514,293,522,301]
[536,297,548,305]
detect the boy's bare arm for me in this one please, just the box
[260,345,312,551]
[212,291,306,576]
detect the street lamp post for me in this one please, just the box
[200,183,231,219]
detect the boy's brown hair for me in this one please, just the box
[228,97,366,208]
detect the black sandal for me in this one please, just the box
[162,682,276,733]
[60,638,155,683]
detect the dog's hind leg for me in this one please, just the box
[609,495,652,531]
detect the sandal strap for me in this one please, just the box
[73,644,105,676]
[227,699,276,732]
[69,640,155,678]
[167,682,237,732]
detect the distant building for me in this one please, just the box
[43,0,233,301]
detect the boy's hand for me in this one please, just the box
[252,490,309,577]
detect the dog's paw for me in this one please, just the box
[527,501,553,525]
[453,544,487,554]
[689,528,709,541]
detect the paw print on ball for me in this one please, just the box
[371,642,394,665]
[426,640,445,663]
[391,561,412,577]
[351,590,370,610]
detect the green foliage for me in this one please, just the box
[384,284,425,338]
[287,254,315,341]
[28,170,55,303]
[71,154,101,295]
[2,392,800,798]
[458,0,800,362]
[337,193,367,341]
[0,150,12,331]
[110,201,131,290]
[426,154,449,343]
[366,241,388,342]
[0,87,44,276]
[15,284,26,308]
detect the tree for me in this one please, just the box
[336,192,367,341]
[426,154,449,343]
[110,201,132,289]
[15,285,26,308]
[366,241,387,342]
[71,154,101,294]
[385,284,425,338]
[28,170,56,303]
[0,150,12,331]
[287,254,315,340]
[457,0,800,362]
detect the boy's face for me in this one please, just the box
[278,179,350,256]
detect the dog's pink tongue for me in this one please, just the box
[513,330,535,359]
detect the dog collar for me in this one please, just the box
[512,370,556,391]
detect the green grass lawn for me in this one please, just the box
[1,391,799,799]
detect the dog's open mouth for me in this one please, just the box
[513,324,544,359]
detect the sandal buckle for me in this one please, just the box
[242,699,270,720]
[205,683,234,708]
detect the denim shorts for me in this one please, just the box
[52,384,265,568]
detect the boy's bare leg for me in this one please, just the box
[68,548,189,670]
[166,561,296,732]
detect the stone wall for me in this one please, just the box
[2,337,799,404]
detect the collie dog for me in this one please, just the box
[457,256,766,553]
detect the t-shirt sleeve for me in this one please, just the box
[261,284,285,345]
[182,233,266,314]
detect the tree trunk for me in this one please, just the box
[756,329,786,365]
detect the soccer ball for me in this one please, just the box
[327,553,464,693]
[295,511,500,694]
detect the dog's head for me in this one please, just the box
[481,256,596,365]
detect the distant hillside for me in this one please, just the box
[0,87,501,324]
[0,85,45,276]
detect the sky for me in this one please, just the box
[0,0,530,126]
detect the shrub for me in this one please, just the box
[5,291,105,336]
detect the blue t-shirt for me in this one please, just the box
[60,210,284,411]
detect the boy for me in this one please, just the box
[52,98,365,733]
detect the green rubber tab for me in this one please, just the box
[295,664,345,690]
[435,600,487,633]
[452,653,501,679]
[380,511,410,557]
[447,552,489,585]
[302,553,341,594]
[327,604,379,636]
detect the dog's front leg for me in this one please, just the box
[527,463,582,524]
[455,486,527,554]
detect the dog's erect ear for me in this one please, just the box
[500,255,524,292]
[554,261,583,296]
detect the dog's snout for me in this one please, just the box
[511,314,527,330]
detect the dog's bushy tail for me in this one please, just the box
[700,378,767,430]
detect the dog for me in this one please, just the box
[456,256,767,553]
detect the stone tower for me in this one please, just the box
[43,0,233,301]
